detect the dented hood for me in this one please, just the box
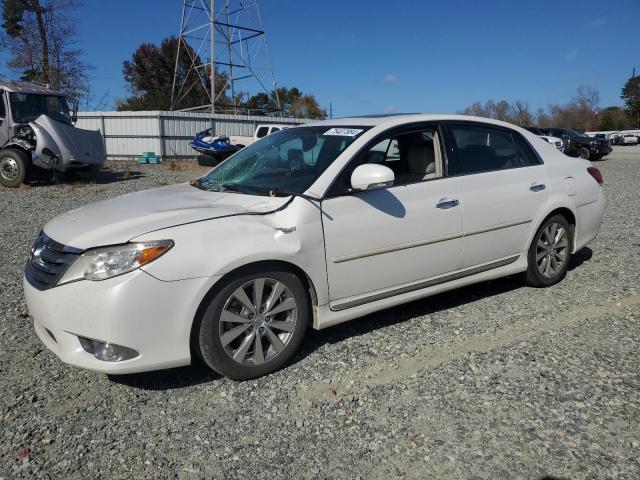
[43,183,290,249]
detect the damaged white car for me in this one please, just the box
[0,81,106,187]
[24,115,604,380]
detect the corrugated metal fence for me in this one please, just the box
[75,111,310,160]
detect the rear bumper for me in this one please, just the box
[575,192,604,252]
[24,269,218,374]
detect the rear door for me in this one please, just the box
[444,122,549,269]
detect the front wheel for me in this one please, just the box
[525,215,572,287]
[0,149,29,188]
[578,147,590,160]
[196,268,309,380]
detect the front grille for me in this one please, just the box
[25,233,81,290]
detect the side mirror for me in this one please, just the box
[350,163,394,191]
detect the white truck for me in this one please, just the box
[233,124,292,147]
[0,81,106,187]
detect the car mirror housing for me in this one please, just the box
[350,163,395,191]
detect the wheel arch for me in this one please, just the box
[189,259,319,359]
[530,206,577,253]
[1,143,32,160]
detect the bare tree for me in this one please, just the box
[1,0,90,100]
[512,101,533,126]
[460,86,605,130]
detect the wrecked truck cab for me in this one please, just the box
[0,81,106,188]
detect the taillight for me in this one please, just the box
[587,166,603,185]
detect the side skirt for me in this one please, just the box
[331,255,520,311]
[314,254,526,330]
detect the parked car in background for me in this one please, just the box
[0,81,106,188]
[24,114,604,380]
[618,133,639,145]
[524,127,565,151]
[543,127,611,161]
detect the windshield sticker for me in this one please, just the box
[323,128,363,137]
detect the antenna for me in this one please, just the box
[171,0,281,115]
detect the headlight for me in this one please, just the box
[58,240,173,285]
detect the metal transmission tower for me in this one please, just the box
[170,0,281,115]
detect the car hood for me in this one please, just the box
[43,183,290,249]
[31,115,106,166]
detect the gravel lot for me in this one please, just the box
[1,148,639,479]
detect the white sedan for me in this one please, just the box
[619,134,639,145]
[24,115,605,380]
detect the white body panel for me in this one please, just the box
[23,114,605,374]
[458,166,549,267]
[321,178,462,302]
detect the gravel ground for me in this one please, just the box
[1,149,639,479]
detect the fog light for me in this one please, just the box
[78,336,138,362]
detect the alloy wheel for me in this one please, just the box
[218,277,298,366]
[535,222,569,278]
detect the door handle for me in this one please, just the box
[529,182,546,192]
[436,198,459,209]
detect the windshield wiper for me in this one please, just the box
[268,188,319,201]
[221,183,256,195]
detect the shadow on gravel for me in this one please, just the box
[568,246,592,270]
[196,154,225,167]
[27,168,146,187]
[112,247,595,390]
[108,359,221,391]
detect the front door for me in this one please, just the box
[321,125,463,308]
[0,91,9,147]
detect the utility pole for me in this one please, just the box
[210,0,215,132]
[171,1,281,116]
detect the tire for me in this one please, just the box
[197,268,310,380]
[0,148,29,188]
[590,154,603,162]
[525,215,572,287]
[578,147,590,160]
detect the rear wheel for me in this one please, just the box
[197,268,309,380]
[0,149,29,188]
[525,215,572,287]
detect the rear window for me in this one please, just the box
[513,134,541,166]
[447,125,520,176]
[256,126,269,138]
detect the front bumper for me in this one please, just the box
[589,144,612,156]
[24,269,218,374]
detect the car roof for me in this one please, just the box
[305,113,528,130]
[0,81,63,95]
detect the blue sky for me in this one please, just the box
[1,0,637,115]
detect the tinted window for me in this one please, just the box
[270,127,280,133]
[0,91,5,117]
[256,126,269,138]
[513,134,541,166]
[447,125,519,175]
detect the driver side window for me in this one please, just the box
[327,127,444,196]
[0,91,5,119]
